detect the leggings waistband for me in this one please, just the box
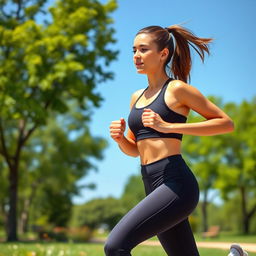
[141,154,184,177]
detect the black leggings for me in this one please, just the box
[104,154,200,256]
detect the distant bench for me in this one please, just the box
[202,225,220,238]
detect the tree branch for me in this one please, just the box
[14,86,57,160]
[22,124,38,145]
[14,119,27,164]
[15,0,23,20]
[248,203,256,219]
[0,119,12,169]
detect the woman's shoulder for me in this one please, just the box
[167,79,206,106]
[167,79,199,96]
[168,79,188,90]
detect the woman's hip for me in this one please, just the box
[140,154,199,204]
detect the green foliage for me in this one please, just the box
[0,0,118,241]
[38,226,92,242]
[215,98,256,233]
[72,197,125,230]
[120,174,145,211]
[0,0,118,123]
[16,115,107,229]
[215,98,256,194]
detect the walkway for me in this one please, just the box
[141,240,256,253]
[90,238,256,253]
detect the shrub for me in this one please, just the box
[38,226,92,242]
[67,226,93,242]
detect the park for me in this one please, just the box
[0,0,256,255]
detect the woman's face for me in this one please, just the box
[133,33,166,74]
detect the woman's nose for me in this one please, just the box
[134,50,141,58]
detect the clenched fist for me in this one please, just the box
[142,108,169,133]
[109,118,126,143]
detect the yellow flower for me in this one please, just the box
[27,252,36,256]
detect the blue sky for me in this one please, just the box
[72,0,256,204]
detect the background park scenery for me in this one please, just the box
[0,0,256,255]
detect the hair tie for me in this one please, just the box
[165,27,171,33]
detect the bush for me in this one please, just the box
[38,226,92,242]
[68,226,93,242]
[189,215,199,232]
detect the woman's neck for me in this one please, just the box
[147,72,170,91]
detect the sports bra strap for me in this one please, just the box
[133,87,149,106]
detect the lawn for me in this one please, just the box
[0,242,256,256]
[146,232,256,243]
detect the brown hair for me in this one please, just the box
[136,25,213,83]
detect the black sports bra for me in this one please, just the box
[128,78,187,142]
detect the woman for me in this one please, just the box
[106,25,248,256]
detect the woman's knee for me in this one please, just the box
[104,241,131,256]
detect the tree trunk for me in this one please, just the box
[0,203,8,234]
[19,184,37,234]
[7,165,19,241]
[201,190,208,232]
[19,198,30,234]
[240,186,249,234]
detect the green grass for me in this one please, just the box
[145,232,256,243]
[0,242,255,256]
[195,232,256,243]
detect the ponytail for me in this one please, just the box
[166,25,213,83]
[136,25,213,83]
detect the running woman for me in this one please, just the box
[107,25,248,256]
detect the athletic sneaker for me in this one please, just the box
[228,244,249,256]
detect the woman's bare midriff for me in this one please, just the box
[137,137,182,165]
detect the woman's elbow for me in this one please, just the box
[226,118,235,133]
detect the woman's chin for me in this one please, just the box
[136,69,147,74]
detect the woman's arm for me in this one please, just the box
[117,127,139,157]
[142,81,234,136]
[110,118,139,157]
[109,90,143,157]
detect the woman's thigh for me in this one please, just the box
[105,183,188,252]
[157,218,199,256]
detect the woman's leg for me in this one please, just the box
[104,184,200,256]
[157,218,199,255]
[104,155,200,256]
[104,184,179,256]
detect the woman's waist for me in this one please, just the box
[140,154,184,178]
[137,137,181,165]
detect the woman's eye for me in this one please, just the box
[132,48,148,54]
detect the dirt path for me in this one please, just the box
[90,238,256,253]
[140,240,256,253]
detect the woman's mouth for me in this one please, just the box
[135,63,144,68]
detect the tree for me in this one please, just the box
[16,115,106,233]
[0,0,118,241]
[73,197,125,230]
[120,174,145,212]
[216,98,256,234]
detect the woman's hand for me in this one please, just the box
[109,118,126,143]
[142,108,171,133]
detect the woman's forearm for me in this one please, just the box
[117,136,139,157]
[160,118,234,136]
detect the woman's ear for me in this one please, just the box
[160,48,169,62]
